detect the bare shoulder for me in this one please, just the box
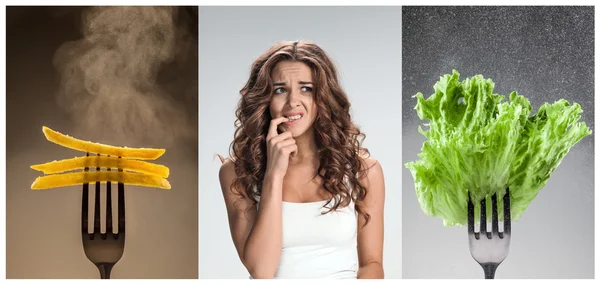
[219,158,238,194]
[357,156,384,202]
[219,157,236,178]
[357,156,385,214]
[360,156,384,181]
[219,157,255,217]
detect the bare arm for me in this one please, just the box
[219,117,296,279]
[241,173,284,278]
[219,161,284,278]
[356,158,385,279]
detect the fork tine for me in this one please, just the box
[480,197,491,239]
[93,154,101,239]
[117,156,125,237]
[82,152,90,237]
[503,187,511,235]
[468,191,479,239]
[491,193,500,237]
[105,157,112,239]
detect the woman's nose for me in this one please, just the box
[287,88,301,107]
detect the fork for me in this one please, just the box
[467,188,511,279]
[81,152,126,279]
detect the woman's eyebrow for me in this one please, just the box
[273,81,313,86]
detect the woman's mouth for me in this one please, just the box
[283,113,303,126]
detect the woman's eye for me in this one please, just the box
[273,87,286,94]
[301,86,313,92]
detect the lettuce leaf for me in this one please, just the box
[405,70,592,226]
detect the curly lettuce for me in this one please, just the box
[405,70,592,226]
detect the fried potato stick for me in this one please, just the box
[31,171,171,190]
[31,155,169,178]
[42,126,165,160]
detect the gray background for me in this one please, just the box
[6,7,198,278]
[199,6,402,279]
[402,6,594,278]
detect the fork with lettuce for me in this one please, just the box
[405,70,592,226]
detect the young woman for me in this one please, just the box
[219,40,385,279]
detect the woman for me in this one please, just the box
[219,40,385,279]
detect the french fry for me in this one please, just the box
[31,171,171,190]
[31,156,170,178]
[42,126,165,160]
[32,126,172,190]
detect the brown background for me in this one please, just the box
[6,6,198,278]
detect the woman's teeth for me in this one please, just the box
[286,114,302,121]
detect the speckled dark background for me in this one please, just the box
[403,6,594,279]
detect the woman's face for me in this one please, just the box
[269,60,318,138]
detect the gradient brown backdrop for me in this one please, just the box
[6,6,198,278]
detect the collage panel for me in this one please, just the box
[5,6,198,279]
[402,6,594,279]
[199,6,402,279]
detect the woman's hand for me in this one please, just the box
[265,117,297,180]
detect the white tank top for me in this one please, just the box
[256,198,359,279]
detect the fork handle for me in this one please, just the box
[481,263,498,279]
[96,263,114,279]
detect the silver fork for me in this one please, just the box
[81,152,126,279]
[467,188,511,279]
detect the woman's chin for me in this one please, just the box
[288,129,303,138]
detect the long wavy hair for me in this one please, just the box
[228,40,371,224]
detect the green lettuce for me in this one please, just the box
[405,70,592,226]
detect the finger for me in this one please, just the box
[275,138,296,149]
[282,144,298,156]
[267,117,290,140]
[269,131,293,145]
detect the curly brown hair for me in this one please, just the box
[228,40,371,224]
